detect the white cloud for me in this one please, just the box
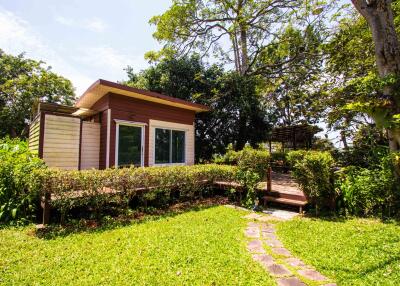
[84,18,107,32]
[55,15,107,32]
[77,46,131,70]
[0,8,93,95]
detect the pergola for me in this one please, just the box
[267,124,322,152]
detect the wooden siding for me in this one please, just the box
[43,114,80,170]
[148,119,195,166]
[104,93,196,168]
[81,121,100,169]
[28,115,41,155]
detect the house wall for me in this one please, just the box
[95,92,196,168]
[80,121,101,169]
[28,114,41,155]
[42,114,80,170]
[148,119,195,166]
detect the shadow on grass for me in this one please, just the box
[34,196,233,240]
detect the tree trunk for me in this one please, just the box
[239,26,249,75]
[352,0,400,152]
[340,130,349,150]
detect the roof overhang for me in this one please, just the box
[76,79,210,113]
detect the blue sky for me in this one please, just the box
[0,0,172,95]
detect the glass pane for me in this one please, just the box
[155,128,170,164]
[118,125,142,166]
[172,130,185,163]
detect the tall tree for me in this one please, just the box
[350,0,400,151]
[123,56,273,159]
[148,0,334,76]
[0,50,75,138]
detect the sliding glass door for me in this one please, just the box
[117,124,143,167]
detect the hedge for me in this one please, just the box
[31,164,240,215]
[0,138,45,224]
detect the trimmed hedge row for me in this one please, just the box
[31,164,240,214]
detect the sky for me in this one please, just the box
[0,0,172,95]
[0,0,342,145]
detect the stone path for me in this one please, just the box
[243,213,336,286]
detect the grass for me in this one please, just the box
[0,206,275,286]
[276,217,400,286]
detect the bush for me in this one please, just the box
[213,144,270,208]
[287,150,337,212]
[0,138,45,224]
[337,155,399,217]
[31,164,240,216]
[213,144,270,177]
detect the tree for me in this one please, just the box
[350,0,400,151]
[0,50,75,138]
[148,0,335,76]
[123,55,273,160]
[260,25,326,126]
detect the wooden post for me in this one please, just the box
[266,167,272,192]
[42,192,51,225]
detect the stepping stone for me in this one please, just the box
[247,222,260,227]
[277,277,306,286]
[261,225,276,233]
[252,254,274,267]
[262,232,277,240]
[267,263,292,276]
[285,258,306,268]
[271,247,291,257]
[244,227,260,238]
[243,213,263,219]
[298,269,327,281]
[247,240,265,253]
[265,239,284,248]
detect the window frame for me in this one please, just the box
[153,127,186,166]
[114,120,146,168]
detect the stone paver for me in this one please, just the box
[252,254,274,267]
[243,221,334,286]
[244,227,260,238]
[265,239,284,248]
[247,240,265,253]
[297,269,327,281]
[277,277,306,286]
[267,264,292,276]
[285,258,306,268]
[271,247,292,257]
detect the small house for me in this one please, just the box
[29,79,209,170]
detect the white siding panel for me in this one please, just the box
[81,121,100,169]
[43,114,80,169]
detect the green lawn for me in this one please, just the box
[276,217,400,286]
[0,206,274,286]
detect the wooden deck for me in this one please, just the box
[260,171,307,212]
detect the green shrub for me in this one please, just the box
[31,164,239,215]
[213,144,270,208]
[337,155,399,217]
[0,138,45,224]
[287,150,337,212]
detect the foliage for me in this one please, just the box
[31,164,241,216]
[334,124,389,168]
[148,0,339,76]
[124,56,273,160]
[337,156,399,217]
[287,150,337,211]
[213,144,270,207]
[0,206,275,285]
[0,138,45,224]
[0,50,75,138]
[277,217,400,285]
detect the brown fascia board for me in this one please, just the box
[76,79,210,112]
